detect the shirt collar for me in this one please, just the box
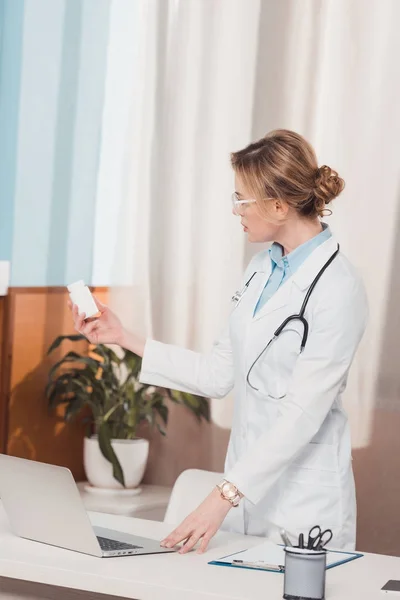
[268,223,332,275]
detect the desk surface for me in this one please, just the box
[0,503,399,600]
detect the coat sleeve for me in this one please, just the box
[224,280,368,505]
[139,255,262,398]
[139,327,234,399]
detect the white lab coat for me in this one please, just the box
[139,235,368,550]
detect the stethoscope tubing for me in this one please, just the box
[235,245,340,391]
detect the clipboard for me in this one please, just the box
[208,539,363,573]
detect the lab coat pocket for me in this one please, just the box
[253,323,303,400]
[293,441,338,473]
[278,443,342,531]
[278,474,342,533]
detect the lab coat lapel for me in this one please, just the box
[252,277,293,322]
[240,255,273,318]
[291,235,339,291]
[251,235,339,322]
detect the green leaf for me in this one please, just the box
[97,422,125,487]
[64,396,84,422]
[47,386,68,409]
[122,351,142,376]
[156,423,166,436]
[169,389,181,404]
[154,402,168,425]
[45,379,56,399]
[167,390,210,422]
[95,345,122,366]
[47,334,86,355]
[46,370,102,420]
[199,398,210,421]
[48,352,99,381]
[182,393,210,421]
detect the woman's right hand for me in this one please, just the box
[68,297,125,347]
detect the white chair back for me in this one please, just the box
[164,469,223,525]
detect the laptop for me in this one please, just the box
[0,454,176,558]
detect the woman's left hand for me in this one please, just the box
[160,487,232,554]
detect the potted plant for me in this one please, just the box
[46,335,209,490]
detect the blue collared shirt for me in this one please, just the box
[254,224,332,315]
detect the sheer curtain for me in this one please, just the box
[93,0,400,530]
[248,0,400,449]
[94,0,262,440]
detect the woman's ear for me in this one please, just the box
[274,198,290,220]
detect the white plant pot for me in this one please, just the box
[83,436,149,489]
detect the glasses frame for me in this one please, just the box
[231,192,257,214]
[231,192,276,215]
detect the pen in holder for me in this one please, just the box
[283,546,327,600]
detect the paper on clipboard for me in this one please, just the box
[209,539,363,572]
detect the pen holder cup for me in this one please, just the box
[283,546,327,600]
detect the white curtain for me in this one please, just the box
[95,0,263,436]
[250,0,400,448]
[94,0,400,453]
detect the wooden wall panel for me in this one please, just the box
[0,297,4,439]
[2,287,107,480]
[0,298,3,370]
[0,294,12,452]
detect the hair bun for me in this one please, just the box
[313,165,345,210]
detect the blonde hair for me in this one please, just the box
[231,129,345,219]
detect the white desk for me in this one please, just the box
[0,504,399,600]
[76,482,172,521]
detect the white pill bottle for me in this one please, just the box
[67,280,99,319]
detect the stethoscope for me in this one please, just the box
[232,244,340,391]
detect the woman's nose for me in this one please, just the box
[232,206,242,217]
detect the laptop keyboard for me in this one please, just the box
[97,536,143,552]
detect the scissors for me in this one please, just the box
[305,525,333,550]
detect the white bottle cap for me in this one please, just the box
[67,280,85,293]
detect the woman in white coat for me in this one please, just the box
[71,130,368,554]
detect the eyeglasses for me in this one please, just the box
[231,192,275,215]
[231,192,257,215]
